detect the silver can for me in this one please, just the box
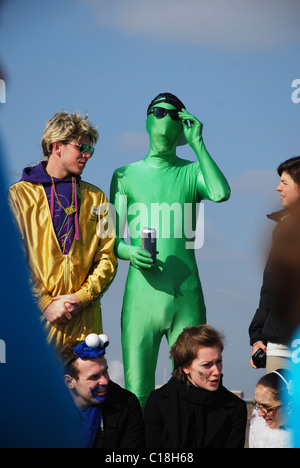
[142,227,157,264]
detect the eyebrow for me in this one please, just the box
[256,401,269,406]
[200,357,222,365]
[87,365,109,380]
[255,395,277,405]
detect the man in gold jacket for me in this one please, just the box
[8,111,117,351]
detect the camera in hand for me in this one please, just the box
[252,348,266,368]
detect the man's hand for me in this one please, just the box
[43,294,83,324]
[179,109,203,146]
[129,246,153,270]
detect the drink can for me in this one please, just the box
[142,227,157,264]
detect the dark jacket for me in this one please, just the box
[92,381,144,448]
[249,208,300,346]
[248,263,284,345]
[144,377,247,448]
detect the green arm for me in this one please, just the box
[179,109,231,202]
[110,172,152,269]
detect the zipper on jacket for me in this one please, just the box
[65,254,70,293]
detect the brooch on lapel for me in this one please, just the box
[91,206,98,220]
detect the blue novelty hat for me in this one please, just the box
[74,333,109,359]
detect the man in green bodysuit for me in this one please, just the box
[110,93,230,409]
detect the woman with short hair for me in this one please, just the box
[144,325,247,448]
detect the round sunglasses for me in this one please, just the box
[147,106,180,121]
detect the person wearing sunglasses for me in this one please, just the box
[249,369,292,448]
[110,92,231,410]
[8,111,117,351]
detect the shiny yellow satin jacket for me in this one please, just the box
[8,180,117,350]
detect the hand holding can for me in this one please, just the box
[142,227,157,264]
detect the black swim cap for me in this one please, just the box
[147,92,186,114]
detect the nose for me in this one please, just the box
[276,183,282,192]
[82,150,92,159]
[212,363,222,375]
[258,407,265,417]
[99,374,110,386]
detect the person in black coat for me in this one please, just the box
[92,380,144,448]
[249,156,300,372]
[61,334,144,448]
[144,325,247,448]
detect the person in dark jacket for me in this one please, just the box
[144,325,247,448]
[249,156,300,373]
[61,334,144,448]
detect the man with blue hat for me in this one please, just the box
[61,333,144,448]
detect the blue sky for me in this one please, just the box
[1,0,300,398]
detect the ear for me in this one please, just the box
[52,141,62,156]
[182,366,190,376]
[145,116,151,134]
[177,122,188,147]
[64,374,75,390]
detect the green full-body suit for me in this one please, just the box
[110,93,230,409]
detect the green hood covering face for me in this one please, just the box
[147,92,188,147]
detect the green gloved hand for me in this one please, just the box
[179,109,203,147]
[128,246,153,270]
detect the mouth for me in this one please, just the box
[208,378,220,387]
[89,385,108,403]
[265,418,273,425]
[93,386,107,396]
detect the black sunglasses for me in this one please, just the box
[147,106,180,121]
